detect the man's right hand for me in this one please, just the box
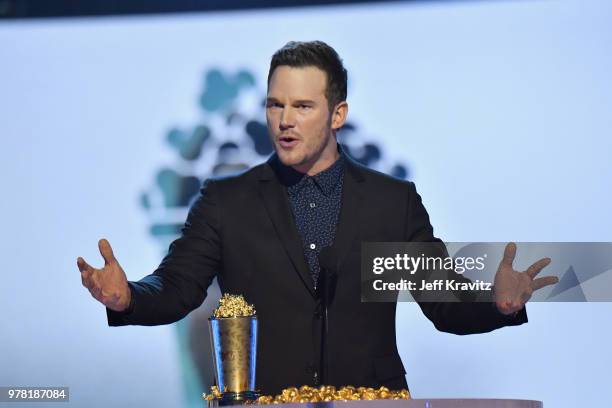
[77,238,131,312]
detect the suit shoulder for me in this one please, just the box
[349,158,415,192]
[202,160,268,194]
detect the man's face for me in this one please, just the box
[266,65,336,173]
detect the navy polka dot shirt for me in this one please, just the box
[278,154,345,287]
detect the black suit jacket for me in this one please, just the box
[108,154,527,395]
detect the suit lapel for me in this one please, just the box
[329,155,365,273]
[257,157,316,296]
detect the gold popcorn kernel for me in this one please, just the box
[254,384,411,404]
[203,385,224,401]
[213,294,256,318]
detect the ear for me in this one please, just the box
[331,101,349,131]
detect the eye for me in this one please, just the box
[266,102,283,109]
[298,104,311,110]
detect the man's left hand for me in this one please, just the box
[494,242,559,315]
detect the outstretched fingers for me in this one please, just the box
[77,256,99,290]
[501,242,517,268]
[532,276,559,291]
[77,257,93,274]
[526,257,552,279]
[98,238,117,266]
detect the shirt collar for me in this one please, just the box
[277,152,345,197]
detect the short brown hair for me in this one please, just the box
[268,40,348,113]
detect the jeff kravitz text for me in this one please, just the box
[372,279,492,291]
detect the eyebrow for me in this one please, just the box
[265,97,316,105]
[293,99,316,105]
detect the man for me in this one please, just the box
[78,41,558,395]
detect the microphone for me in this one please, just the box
[318,246,338,304]
[317,246,338,385]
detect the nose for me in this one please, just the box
[279,107,295,130]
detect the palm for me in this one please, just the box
[77,239,131,312]
[494,243,558,315]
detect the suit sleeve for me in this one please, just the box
[107,179,222,326]
[404,182,527,335]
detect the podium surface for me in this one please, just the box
[244,399,542,408]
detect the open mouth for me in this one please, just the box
[278,136,299,148]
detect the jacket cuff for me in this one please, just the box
[106,282,136,326]
[494,302,528,326]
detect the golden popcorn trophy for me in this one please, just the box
[206,294,260,406]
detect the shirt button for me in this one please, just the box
[310,243,316,250]
[310,203,316,208]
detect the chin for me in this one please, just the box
[276,149,305,167]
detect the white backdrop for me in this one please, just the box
[1,0,611,407]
